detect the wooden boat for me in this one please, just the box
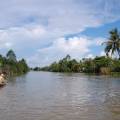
[0,74,7,87]
[0,83,6,87]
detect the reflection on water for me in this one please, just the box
[0,71,120,120]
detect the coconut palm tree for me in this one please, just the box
[103,28,120,59]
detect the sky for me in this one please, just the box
[0,0,120,67]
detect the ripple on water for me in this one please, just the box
[0,72,120,120]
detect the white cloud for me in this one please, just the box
[0,25,48,50]
[0,0,119,32]
[4,42,13,48]
[0,0,119,66]
[0,22,107,66]
[27,36,104,67]
[86,54,94,58]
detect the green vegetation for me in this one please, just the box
[36,55,120,74]
[34,28,120,75]
[40,55,81,72]
[0,49,29,76]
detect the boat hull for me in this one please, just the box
[0,81,7,87]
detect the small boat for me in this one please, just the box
[0,74,7,87]
[0,82,6,87]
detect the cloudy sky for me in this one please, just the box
[0,0,120,67]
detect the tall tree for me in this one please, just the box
[103,28,120,58]
[6,49,17,62]
[64,54,71,61]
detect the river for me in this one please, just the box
[0,71,120,120]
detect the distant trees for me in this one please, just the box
[51,55,80,72]
[17,59,29,74]
[33,67,40,71]
[39,55,81,73]
[38,55,120,74]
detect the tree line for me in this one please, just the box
[33,28,120,74]
[35,55,120,74]
[0,49,29,76]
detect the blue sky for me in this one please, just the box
[0,0,120,67]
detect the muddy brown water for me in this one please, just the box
[0,71,120,120]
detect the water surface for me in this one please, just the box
[0,71,120,120]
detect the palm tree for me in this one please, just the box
[102,28,120,59]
